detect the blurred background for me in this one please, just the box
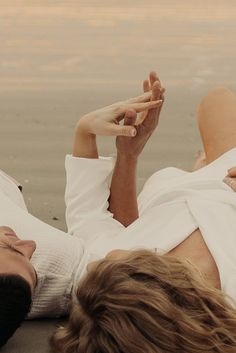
[1,0,236,230]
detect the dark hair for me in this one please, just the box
[0,274,32,347]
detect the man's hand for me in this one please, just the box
[116,71,165,160]
[109,72,165,227]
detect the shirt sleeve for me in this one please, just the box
[65,155,124,246]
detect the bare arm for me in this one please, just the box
[109,72,165,227]
[66,93,162,241]
[109,155,138,227]
[73,124,98,158]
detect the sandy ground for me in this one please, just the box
[0,86,203,233]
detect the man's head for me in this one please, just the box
[0,226,37,346]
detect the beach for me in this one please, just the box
[0,87,202,231]
[1,1,236,231]
[1,1,236,352]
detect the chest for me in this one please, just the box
[166,228,221,289]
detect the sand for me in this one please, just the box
[0,87,203,232]
[1,1,236,352]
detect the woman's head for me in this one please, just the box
[51,249,236,353]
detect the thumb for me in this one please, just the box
[109,123,137,137]
[109,110,137,137]
[123,109,137,127]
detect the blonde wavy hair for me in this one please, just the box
[51,249,236,353]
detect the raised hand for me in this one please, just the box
[109,72,165,226]
[137,71,165,125]
[116,71,165,159]
[76,91,163,138]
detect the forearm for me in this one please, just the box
[109,154,139,227]
[72,122,98,158]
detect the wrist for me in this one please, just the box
[74,125,97,147]
[73,119,98,158]
[117,153,138,165]
[75,118,94,137]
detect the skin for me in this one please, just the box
[192,150,207,171]
[109,72,165,226]
[0,226,37,293]
[73,90,163,158]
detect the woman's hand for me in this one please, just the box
[75,92,163,137]
[223,167,236,191]
[116,71,165,160]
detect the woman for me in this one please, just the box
[51,72,236,352]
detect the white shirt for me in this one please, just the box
[0,169,84,318]
[1,148,236,318]
[0,155,121,319]
[65,149,236,308]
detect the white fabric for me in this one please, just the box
[64,149,236,307]
[0,171,84,318]
[1,148,236,318]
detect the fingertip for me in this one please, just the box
[143,80,150,93]
[122,126,136,137]
[150,71,160,86]
[149,70,157,78]
[152,99,163,105]
[130,128,137,137]
[125,109,137,118]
